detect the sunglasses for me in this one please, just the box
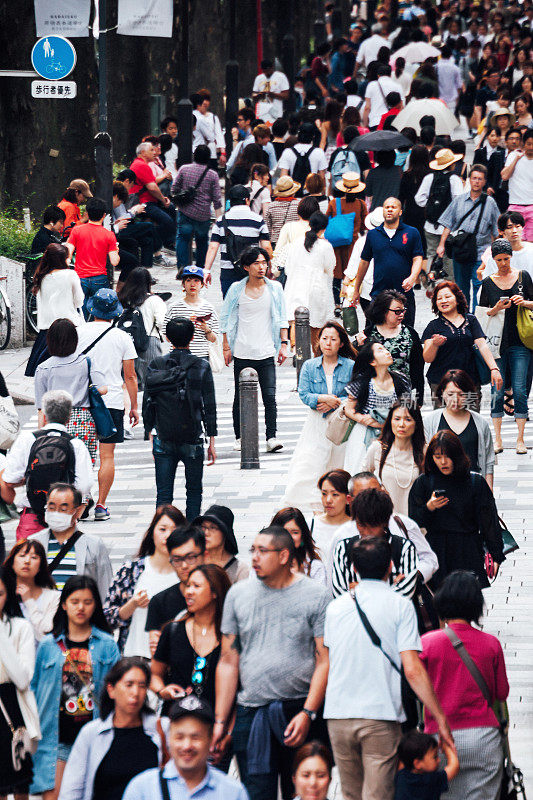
[389,308,406,315]
[191,656,208,687]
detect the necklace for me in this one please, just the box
[193,621,207,637]
[391,444,416,489]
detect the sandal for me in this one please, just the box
[516,442,528,454]
[503,392,514,417]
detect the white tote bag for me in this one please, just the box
[475,306,504,359]
[208,335,224,374]
[0,395,20,450]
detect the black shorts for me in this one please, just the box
[100,408,125,444]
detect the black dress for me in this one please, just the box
[0,683,33,793]
[437,413,480,472]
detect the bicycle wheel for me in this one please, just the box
[0,291,11,349]
[25,287,39,335]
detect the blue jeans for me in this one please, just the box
[80,274,109,319]
[453,257,481,311]
[152,436,204,519]
[491,345,530,418]
[176,212,210,268]
[144,202,176,250]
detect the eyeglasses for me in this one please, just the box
[389,308,406,315]
[249,546,283,555]
[169,553,201,566]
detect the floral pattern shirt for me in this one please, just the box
[369,325,413,380]
[103,558,146,652]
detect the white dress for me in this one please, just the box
[284,237,335,327]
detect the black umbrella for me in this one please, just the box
[348,130,411,152]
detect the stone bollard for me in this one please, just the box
[239,368,260,470]
[294,306,311,385]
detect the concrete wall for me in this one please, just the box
[0,257,26,347]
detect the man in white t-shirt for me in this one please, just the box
[324,537,453,800]
[362,65,404,129]
[252,60,290,123]
[277,123,328,183]
[192,89,226,169]
[501,130,533,241]
[478,209,533,279]
[220,247,289,452]
[356,28,391,71]
[76,289,138,521]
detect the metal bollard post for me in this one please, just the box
[239,368,260,470]
[294,307,311,385]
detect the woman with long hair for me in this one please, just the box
[57,185,87,233]
[319,99,343,162]
[31,576,120,800]
[0,565,39,800]
[103,505,185,655]
[292,741,334,800]
[424,369,495,487]
[194,505,249,583]
[399,145,431,267]
[3,539,59,642]
[284,211,336,354]
[343,341,411,475]
[270,508,325,584]
[363,402,425,515]
[408,431,504,589]
[117,267,167,388]
[59,657,160,800]
[283,322,357,508]
[513,93,533,126]
[25,243,84,377]
[230,143,269,187]
[394,55,412,96]
[246,163,271,218]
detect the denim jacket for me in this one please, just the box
[298,356,354,415]
[219,278,289,353]
[30,627,120,794]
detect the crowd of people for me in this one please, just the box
[1,0,532,798]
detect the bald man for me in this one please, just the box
[351,197,424,325]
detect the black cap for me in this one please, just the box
[169,695,215,724]
[228,184,250,204]
[193,505,238,556]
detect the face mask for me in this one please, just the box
[45,510,75,533]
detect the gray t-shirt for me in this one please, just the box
[221,575,329,707]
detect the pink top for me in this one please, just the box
[420,622,509,734]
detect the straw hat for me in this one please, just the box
[335,171,366,194]
[273,175,301,196]
[429,148,463,171]
[491,108,516,126]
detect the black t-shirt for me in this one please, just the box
[422,313,485,385]
[59,637,94,745]
[31,226,61,255]
[153,619,220,715]
[479,271,533,351]
[92,726,158,800]
[474,86,496,115]
[438,413,480,472]
[394,767,448,800]
[145,584,187,632]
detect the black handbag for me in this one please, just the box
[445,194,487,263]
[173,166,210,207]
[393,516,439,635]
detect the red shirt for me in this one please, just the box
[420,622,509,734]
[130,157,158,203]
[377,108,400,130]
[68,223,118,279]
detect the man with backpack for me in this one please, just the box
[414,148,464,278]
[204,185,271,297]
[0,390,93,540]
[143,317,217,519]
[76,289,139,521]
[277,122,328,192]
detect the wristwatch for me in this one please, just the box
[302,708,317,721]
[281,339,289,345]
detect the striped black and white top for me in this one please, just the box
[331,531,419,600]
[210,206,270,270]
[164,298,220,358]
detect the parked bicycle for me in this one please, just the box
[16,252,42,336]
[0,275,12,350]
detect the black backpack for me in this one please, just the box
[25,429,76,523]
[117,307,149,354]
[144,355,202,445]
[291,146,313,186]
[425,172,452,225]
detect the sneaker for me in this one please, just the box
[80,498,94,521]
[153,253,175,268]
[124,427,134,439]
[266,438,283,453]
[94,504,110,521]
[233,439,241,451]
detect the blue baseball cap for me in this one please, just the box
[86,288,123,320]
[180,265,205,281]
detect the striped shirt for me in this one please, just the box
[47,535,77,591]
[331,531,418,600]
[210,206,269,270]
[164,298,219,358]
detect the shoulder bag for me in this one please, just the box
[82,327,117,440]
[324,197,356,248]
[173,165,210,207]
[444,194,487,264]
[0,694,33,770]
[516,272,533,350]
[393,515,439,634]
[325,402,354,445]
[0,393,20,450]
[444,627,526,800]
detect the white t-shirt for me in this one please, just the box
[365,77,404,128]
[356,35,391,69]
[76,321,137,409]
[505,151,533,206]
[247,180,271,215]
[36,270,85,331]
[165,143,179,180]
[123,560,178,658]
[324,580,420,721]
[233,287,275,360]
[253,71,290,122]
[481,241,533,278]
[277,143,328,176]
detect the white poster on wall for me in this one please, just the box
[117,0,173,37]
[34,0,91,37]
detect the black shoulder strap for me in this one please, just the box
[159,768,171,800]
[352,591,402,675]
[81,324,115,355]
[48,530,83,574]
[455,194,485,230]
[194,165,210,190]
[393,514,409,539]
[444,627,491,705]
[472,192,488,236]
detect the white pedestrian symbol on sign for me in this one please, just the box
[43,38,51,57]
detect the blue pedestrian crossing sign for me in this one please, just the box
[31,36,76,81]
